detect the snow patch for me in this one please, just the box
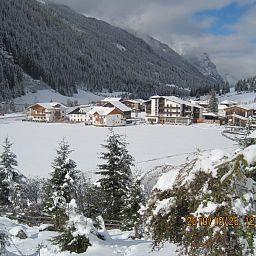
[116,43,126,52]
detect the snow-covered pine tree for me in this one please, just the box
[120,176,145,235]
[144,147,256,255]
[98,132,134,222]
[44,140,78,230]
[208,90,219,114]
[0,137,25,210]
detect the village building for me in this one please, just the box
[88,106,125,127]
[121,99,145,113]
[224,104,255,126]
[102,100,132,120]
[66,105,93,123]
[145,96,203,125]
[26,102,66,122]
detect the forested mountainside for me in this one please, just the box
[0,0,221,101]
[235,75,256,92]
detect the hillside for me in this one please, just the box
[183,51,225,85]
[0,0,220,101]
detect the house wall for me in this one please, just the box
[92,113,125,126]
[68,114,90,123]
[225,107,253,117]
[27,105,66,122]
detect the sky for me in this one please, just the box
[52,0,256,84]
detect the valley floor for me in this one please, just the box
[0,120,235,178]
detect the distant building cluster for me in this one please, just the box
[25,95,256,127]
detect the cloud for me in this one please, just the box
[51,0,256,83]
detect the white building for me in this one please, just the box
[26,102,66,122]
[88,106,125,127]
[145,96,203,125]
[67,105,93,123]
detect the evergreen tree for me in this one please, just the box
[120,176,144,235]
[98,132,134,221]
[208,90,219,113]
[0,137,24,209]
[145,148,256,255]
[44,140,78,229]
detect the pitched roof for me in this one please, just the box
[224,104,255,111]
[102,97,122,102]
[104,101,131,112]
[88,106,118,116]
[29,102,67,109]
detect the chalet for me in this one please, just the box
[102,100,132,119]
[67,105,93,123]
[26,102,66,122]
[88,106,125,127]
[145,96,203,125]
[121,99,145,113]
[224,104,255,126]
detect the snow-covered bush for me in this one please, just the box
[53,199,91,253]
[144,147,256,255]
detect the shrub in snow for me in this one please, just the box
[53,199,91,253]
[9,226,28,239]
[44,140,78,230]
[144,147,256,255]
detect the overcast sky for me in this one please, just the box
[52,0,256,83]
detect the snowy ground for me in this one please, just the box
[219,90,255,105]
[0,217,178,256]
[0,120,235,178]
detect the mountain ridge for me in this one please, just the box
[0,0,223,101]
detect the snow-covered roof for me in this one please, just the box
[104,101,131,112]
[88,106,117,116]
[225,104,255,111]
[67,105,93,115]
[240,103,256,110]
[123,99,144,104]
[220,100,237,105]
[165,96,203,108]
[29,102,67,109]
[102,97,122,102]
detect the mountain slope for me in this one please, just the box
[182,51,224,85]
[0,0,217,100]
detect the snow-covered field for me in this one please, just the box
[0,120,235,178]
[0,217,178,256]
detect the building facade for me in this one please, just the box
[26,103,66,122]
[145,96,202,125]
[88,106,125,127]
